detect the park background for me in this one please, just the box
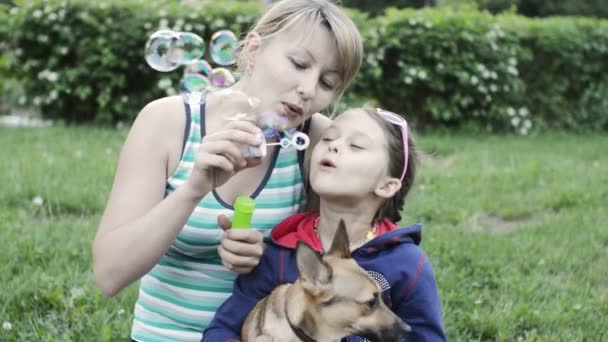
[1,0,607,340]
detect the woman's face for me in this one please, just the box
[310,109,392,200]
[243,20,342,128]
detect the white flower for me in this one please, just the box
[144,22,152,30]
[38,35,49,43]
[408,18,417,26]
[519,107,529,117]
[470,76,478,85]
[404,77,413,84]
[184,24,193,31]
[121,96,128,103]
[478,85,487,94]
[189,13,198,20]
[75,150,83,159]
[508,66,518,76]
[523,119,532,130]
[159,9,167,17]
[49,90,58,101]
[418,70,427,79]
[10,7,19,15]
[474,299,483,305]
[32,196,44,206]
[33,9,43,18]
[482,70,491,79]
[573,304,582,311]
[157,78,172,89]
[48,12,57,21]
[490,84,498,93]
[2,321,11,331]
[485,95,492,102]
[175,19,184,27]
[18,96,27,105]
[509,57,517,66]
[424,21,432,28]
[159,18,169,29]
[33,96,42,106]
[166,88,177,96]
[511,117,521,127]
[507,107,516,117]
[118,309,125,315]
[408,68,417,76]
[59,46,69,55]
[437,63,444,70]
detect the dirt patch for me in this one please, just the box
[470,212,542,233]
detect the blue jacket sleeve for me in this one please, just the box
[202,247,280,342]
[395,252,446,342]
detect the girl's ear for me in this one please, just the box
[374,177,401,199]
[242,32,262,74]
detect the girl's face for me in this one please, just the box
[310,109,393,201]
[242,20,342,128]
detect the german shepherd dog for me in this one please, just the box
[242,220,411,342]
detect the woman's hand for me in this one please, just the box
[217,214,265,274]
[185,119,263,197]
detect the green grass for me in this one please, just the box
[1,126,607,341]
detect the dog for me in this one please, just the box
[242,220,411,342]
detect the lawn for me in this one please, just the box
[1,126,607,341]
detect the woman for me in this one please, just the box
[92,0,363,341]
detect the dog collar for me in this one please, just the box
[284,305,317,342]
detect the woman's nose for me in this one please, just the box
[296,72,318,101]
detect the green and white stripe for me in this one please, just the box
[131,93,305,341]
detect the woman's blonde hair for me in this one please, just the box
[239,0,363,95]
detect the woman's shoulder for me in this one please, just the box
[129,95,187,144]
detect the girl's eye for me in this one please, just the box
[320,79,335,90]
[351,144,364,150]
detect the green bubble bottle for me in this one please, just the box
[232,196,256,229]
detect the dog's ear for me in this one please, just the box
[296,241,332,293]
[327,220,351,259]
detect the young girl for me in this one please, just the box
[203,108,446,341]
[91,0,363,341]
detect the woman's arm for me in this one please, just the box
[93,96,263,296]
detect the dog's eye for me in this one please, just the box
[364,294,380,310]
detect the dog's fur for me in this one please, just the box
[241,220,411,342]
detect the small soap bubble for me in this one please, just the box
[209,30,237,66]
[181,73,211,92]
[184,59,213,77]
[171,32,205,65]
[210,68,236,88]
[258,111,289,131]
[145,30,180,72]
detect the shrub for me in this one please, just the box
[5,0,608,132]
[6,0,260,124]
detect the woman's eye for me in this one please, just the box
[290,58,307,70]
[350,143,364,150]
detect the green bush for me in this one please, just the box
[506,16,608,131]
[5,0,608,132]
[6,0,260,124]
[363,7,530,132]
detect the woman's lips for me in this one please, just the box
[282,102,303,119]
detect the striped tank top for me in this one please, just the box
[131,92,307,341]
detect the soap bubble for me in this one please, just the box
[181,73,211,92]
[210,68,236,88]
[184,59,213,78]
[144,30,180,72]
[209,30,237,66]
[171,32,205,65]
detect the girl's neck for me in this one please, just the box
[316,200,378,251]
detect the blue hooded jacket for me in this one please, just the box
[202,213,446,342]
